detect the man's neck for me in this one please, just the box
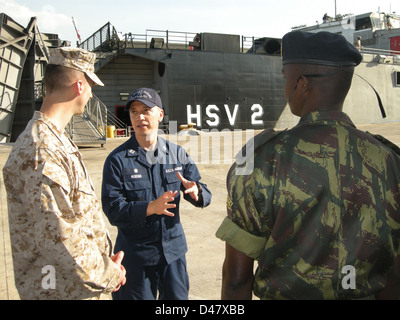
[40,104,74,132]
[301,98,343,117]
[39,93,77,131]
[136,132,158,151]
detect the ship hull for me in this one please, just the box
[94,49,400,131]
[93,48,287,131]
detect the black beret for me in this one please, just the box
[282,31,362,67]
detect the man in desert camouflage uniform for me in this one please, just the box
[216,31,400,299]
[3,47,126,299]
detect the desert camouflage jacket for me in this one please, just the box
[217,111,400,299]
[3,111,121,300]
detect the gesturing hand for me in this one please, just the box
[147,190,178,217]
[176,172,199,202]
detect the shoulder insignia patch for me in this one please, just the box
[226,195,233,211]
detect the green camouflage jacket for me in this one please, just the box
[216,111,400,299]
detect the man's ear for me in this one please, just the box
[158,108,164,123]
[298,75,310,91]
[76,80,84,95]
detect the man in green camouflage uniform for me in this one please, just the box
[216,31,400,299]
[3,48,126,299]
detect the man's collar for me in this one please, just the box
[298,110,356,128]
[34,111,78,152]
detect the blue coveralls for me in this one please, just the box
[101,134,212,300]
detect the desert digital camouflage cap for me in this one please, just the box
[48,47,104,86]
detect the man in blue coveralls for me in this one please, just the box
[102,88,212,300]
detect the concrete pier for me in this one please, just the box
[1,122,400,300]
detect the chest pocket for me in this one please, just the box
[165,171,182,192]
[123,170,151,201]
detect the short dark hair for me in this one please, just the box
[43,64,83,95]
[300,64,355,104]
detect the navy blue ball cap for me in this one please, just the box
[126,88,163,110]
[282,31,362,67]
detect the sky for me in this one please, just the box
[1,0,399,46]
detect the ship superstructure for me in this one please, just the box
[1,11,399,144]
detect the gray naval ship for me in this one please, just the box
[0,10,399,145]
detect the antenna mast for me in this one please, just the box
[72,17,82,45]
[334,0,337,17]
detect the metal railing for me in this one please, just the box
[122,29,265,53]
[87,96,107,133]
[106,106,126,128]
[242,36,260,53]
[361,46,400,56]
[79,22,120,52]
[78,21,265,54]
[66,93,130,143]
[66,94,107,143]
[360,46,400,64]
[122,29,198,50]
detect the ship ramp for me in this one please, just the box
[66,94,109,147]
[0,14,44,143]
[0,13,111,146]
